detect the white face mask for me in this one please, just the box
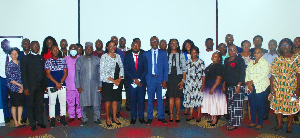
[70,50,77,56]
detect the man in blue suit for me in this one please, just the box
[124,41,148,125]
[144,36,168,124]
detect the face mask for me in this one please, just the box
[70,50,77,56]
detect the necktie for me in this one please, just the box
[154,51,158,75]
[135,54,138,70]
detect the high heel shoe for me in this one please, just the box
[169,113,173,122]
[210,119,218,126]
[112,120,121,125]
[106,122,112,127]
[175,114,180,123]
[186,117,194,121]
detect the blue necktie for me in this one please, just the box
[154,51,158,75]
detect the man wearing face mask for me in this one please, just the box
[64,44,82,123]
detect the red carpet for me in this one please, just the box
[219,126,261,137]
[6,126,51,137]
[116,127,152,138]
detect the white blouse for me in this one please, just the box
[100,53,124,83]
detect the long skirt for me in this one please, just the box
[226,86,245,127]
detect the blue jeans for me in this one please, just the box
[248,84,269,125]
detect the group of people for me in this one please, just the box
[0,34,299,133]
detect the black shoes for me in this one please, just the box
[106,122,112,127]
[126,107,131,111]
[146,119,152,125]
[31,125,37,131]
[158,118,168,124]
[80,121,87,126]
[21,117,27,124]
[60,116,68,126]
[130,118,136,124]
[139,119,146,124]
[50,118,55,128]
[94,119,102,125]
[37,123,47,128]
[112,120,121,125]
[5,118,10,123]
[186,117,194,121]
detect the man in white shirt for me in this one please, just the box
[200,38,215,67]
[0,39,12,124]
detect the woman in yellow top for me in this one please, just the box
[269,38,300,133]
[246,48,270,130]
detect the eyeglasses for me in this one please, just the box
[282,44,290,47]
[254,52,262,54]
[151,41,158,43]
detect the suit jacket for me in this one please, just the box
[20,54,47,91]
[144,49,168,84]
[124,52,148,87]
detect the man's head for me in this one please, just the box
[111,36,118,46]
[95,39,103,51]
[119,37,126,47]
[268,39,277,52]
[85,42,94,56]
[1,39,10,53]
[293,37,300,48]
[205,38,214,49]
[30,41,40,54]
[131,41,140,53]
[253,35,263,48]
[218,43,226,55]
[225,34,234,46]
[60,39,68,50]
[22,38,31,52]
[50,45,59,58]
[159,39,167,51]
[133,38,141,47]
[150,36,159,50]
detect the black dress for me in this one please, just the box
[102,62,123,101]
[167,54,183,98]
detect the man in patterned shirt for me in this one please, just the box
[45,45,68,128]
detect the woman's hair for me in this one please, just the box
[167,39,181,55]
[190,45,199,54]
[241,40,251,47]
[105,40,116,53]
[182,39,195,53]
[76,43,84,55]
[9,47,20,55]
[278,38,294,55]
[41,36,58,56]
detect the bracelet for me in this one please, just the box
[182,79,185,83]
[237,84,241,87]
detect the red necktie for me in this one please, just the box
[135,55,138,70]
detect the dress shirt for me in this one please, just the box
[0,50,12,78]
[132,52,140,63]
[245,58,270,93]
[151,49,158,75]
[263,52,278,78]
[200,49,215,68]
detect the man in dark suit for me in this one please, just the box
[144,36,168,125]
[18,38,31,124]
[124,41,148,125]
[21,41,47,131]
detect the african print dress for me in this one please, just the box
[269,54,300,115]
[183,58,205,108]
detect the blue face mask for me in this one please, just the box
[70,50,77,56]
